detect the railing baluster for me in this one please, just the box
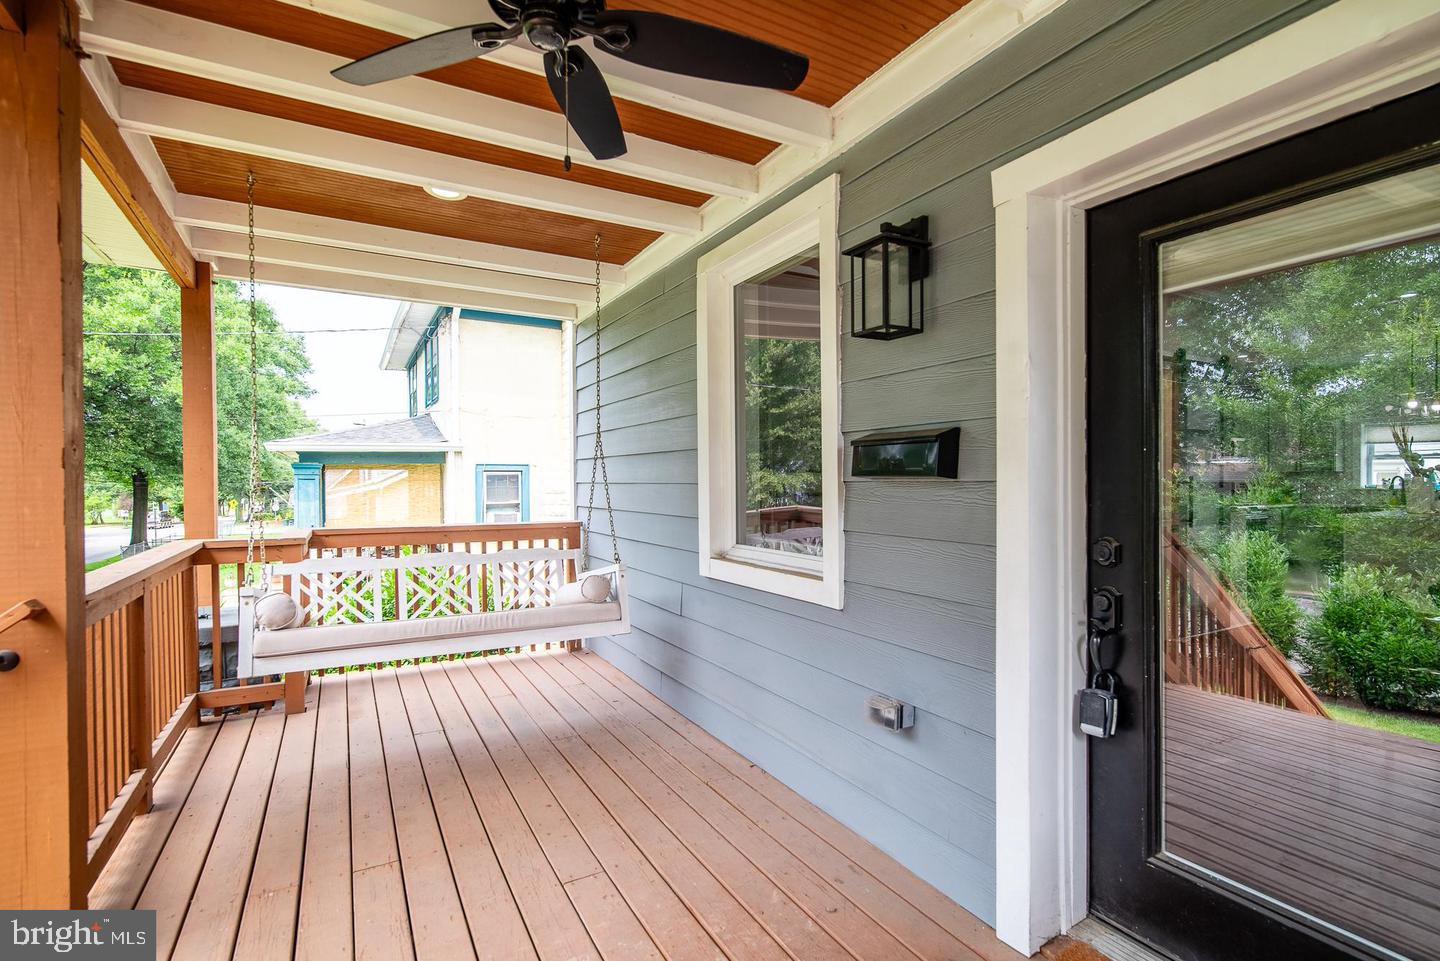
[127,588,153,810]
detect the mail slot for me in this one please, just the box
[850,427,960,478]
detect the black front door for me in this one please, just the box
[1086,84,1440,961]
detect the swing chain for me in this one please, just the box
[244,171,267,587]
[582,233,619,569]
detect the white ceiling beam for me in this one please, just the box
[173,195,623,286]
[211,257,577,321]
[189,229,594,304]
[264,0,832,149]
[620,0,1072,301]
[83,0,757,198]
[80,52,193,249]
[115,88,700,235]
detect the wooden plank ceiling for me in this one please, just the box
[79,0,974,315]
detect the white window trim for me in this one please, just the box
[696,174,843,609]
[988,1,1440,954]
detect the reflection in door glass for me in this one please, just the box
[1159,164,1440,961]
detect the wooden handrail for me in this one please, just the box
[85,539,205,625]
[0,597,44,635]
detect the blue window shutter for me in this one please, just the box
[292,462,324,528]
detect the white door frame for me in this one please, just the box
[989,1,1440,953]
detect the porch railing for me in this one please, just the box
[1163,534,1328,716]
[79,520,582,891]
[82,540,203,884]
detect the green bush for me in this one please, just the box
[1341,513,1440,594]
[1299,565,1440,711]
[1210,530,1303,655]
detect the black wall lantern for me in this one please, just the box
[843,215,931,340]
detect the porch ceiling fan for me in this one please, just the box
[330,0,809,166]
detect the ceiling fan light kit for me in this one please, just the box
[331,0,809,167]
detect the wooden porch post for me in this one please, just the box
[182,261,218,608]
[0,0,88,909]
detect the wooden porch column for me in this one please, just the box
[182,261,218,606]
[0,0,88,909]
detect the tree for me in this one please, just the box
[83,265,315,543]
[742,336,822,510]
[1168,240,1440,489]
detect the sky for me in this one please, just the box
[255,283,412,434]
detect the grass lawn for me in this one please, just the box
[1325,700,1440,745]
[85,555,123,573]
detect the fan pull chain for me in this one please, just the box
[562,43,572,172]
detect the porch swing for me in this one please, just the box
[236,175,629,682]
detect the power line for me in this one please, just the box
[83,326,393,337]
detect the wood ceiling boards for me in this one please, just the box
[153,139,657,264]
[129,0,779,163]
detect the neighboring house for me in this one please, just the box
[268,303,572,528]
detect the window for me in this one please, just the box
[423,328,439,408]
[696,176,842,607]
[477,465,530,523]
[406,311,442,413]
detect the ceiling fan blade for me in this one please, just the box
[544,47,627,161]
[592,11,808,91]
[332,24,509,86]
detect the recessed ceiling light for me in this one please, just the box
[424,185,467,201]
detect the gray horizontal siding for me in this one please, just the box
[573,0,1331,925]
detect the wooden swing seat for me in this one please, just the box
[238,547,628,679]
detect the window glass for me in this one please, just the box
[423,329,439,408]
[1155,162,1440,960]
[482,470,523,523]
[735,252,824,558]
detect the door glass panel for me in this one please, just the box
[1159,163,1440,960]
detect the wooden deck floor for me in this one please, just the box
[91,649,1019,961]
[1165,684,1440,960]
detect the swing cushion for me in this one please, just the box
[253,591,306,631]
[554,573,612,605]
[251,599,622,659]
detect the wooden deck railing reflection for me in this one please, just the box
[79,520,582,891]
[1163,534,1328,716]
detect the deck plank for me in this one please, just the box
[485,656,853,961]
[90,720,219,911]
[464,660,786,961]
[515,654,926,961]
[97,654,1021,961]
[136,715,254,960]
[421,662,600,961]
[463,660,725,961]
[539,654,985,961]
[1165,685,1440,961]
[295,675,353,961]
[371,669,478,961]
[233,686,320,961]
[347,672,415,961]
[570,651,1021,961]
[400,675,538,961]
[171,710,285,961]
